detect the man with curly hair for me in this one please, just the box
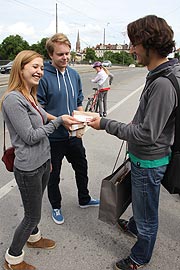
[88,15,180,269]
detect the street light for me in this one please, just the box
[103,22,110,60]
[56,3,58,33]
[121,31,126,65]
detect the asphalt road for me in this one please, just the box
[0,65,180,270]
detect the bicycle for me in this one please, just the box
[85,87,99,112]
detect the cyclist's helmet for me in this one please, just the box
[92,61,102,68]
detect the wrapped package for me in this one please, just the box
[69,110,99,138]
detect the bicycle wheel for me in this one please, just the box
[85,98,94,111]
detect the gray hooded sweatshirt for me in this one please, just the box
[100,59,180,160]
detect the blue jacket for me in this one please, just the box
[37,62,84,141]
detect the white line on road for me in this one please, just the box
[108,84,144,114]
[0,178,16,199]
[85,84,144,132]
[0,84,144,200]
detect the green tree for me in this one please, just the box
[101,50,135,65]
[30,38,49,59]
[0,35,30,60]
[111,52,122,63]
[111,51,135,65]
[104,51,114,62]
[85,48,96,62]
[123,51,135,65]
[70,51,76,62]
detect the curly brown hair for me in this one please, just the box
[127,15,175,57]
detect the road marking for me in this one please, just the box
[108,84,144,114]
[0,178,16,199]
[0,84,144,200]
[85,84,144,132]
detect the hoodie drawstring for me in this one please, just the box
[56,69,61,91]
[62,73,70,115]
[55,68,75,115]
[67,69,75,98]
[56,68,75,98]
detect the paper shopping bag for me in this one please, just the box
[98,158,132,225]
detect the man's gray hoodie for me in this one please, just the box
[100,59,180,160]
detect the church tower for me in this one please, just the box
[76,30,80,52]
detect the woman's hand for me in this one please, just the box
[61,115,81,130]
[87,116,101,130]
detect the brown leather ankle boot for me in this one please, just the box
[4,249,35,270]
[4,260,36,270]
[27,237,56,249]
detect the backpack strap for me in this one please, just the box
[163,73,180,151]
[146,70,180,151]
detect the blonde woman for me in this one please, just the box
[1,50,78,270]
[91,61,113,117]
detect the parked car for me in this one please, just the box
[0,61,14,74]
[102,60,112,67]
[129,64,136,67]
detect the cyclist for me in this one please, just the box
[91,61,113,117]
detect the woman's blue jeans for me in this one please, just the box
[9,160,50,256]
[128,162,167,265]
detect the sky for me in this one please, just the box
[0,0,180,51]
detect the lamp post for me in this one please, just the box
[103,23,110,60]
[56,3,58,33]
[121,31,126,65]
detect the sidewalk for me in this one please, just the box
[0,70,180,270]
[0,85,139,270]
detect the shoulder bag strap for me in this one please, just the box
[29,101,45,124]
[163,73,180,151]
[3,121,6,153]
[147,70,180,151]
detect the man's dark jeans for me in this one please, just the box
[48,137,90,209]
[9,160,50,256]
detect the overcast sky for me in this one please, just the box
[0,0,180,51]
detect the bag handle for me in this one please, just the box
[26,97,44,124]
[112,141,128,173]
[3,121,6,153]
